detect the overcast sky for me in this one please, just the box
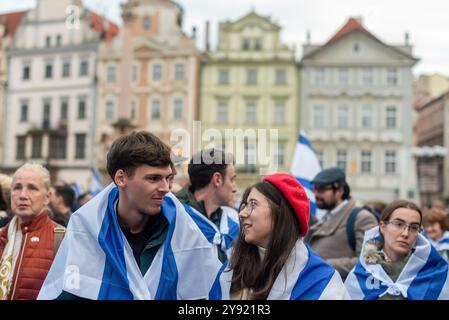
[1,0,448,76]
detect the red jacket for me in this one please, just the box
[0,212,62,300]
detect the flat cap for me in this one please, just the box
[311,167,346,186]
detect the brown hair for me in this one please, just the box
[229,181,300,300]
[380,200,423,224]
[107,131,173,180]
[423,208,449,231]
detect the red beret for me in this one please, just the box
[263,173,310,237]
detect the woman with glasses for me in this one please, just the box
[209,173,349,300]
[345,200,449,300]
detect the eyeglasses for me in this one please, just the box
[385,220,422,234]
[239,201,273,217]
[239,201,257,216]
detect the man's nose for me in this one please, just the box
[159,179,170,193]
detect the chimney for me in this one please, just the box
[404,31,410,45]
[306,30,311,44]
[205,21,210,52]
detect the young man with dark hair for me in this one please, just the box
[176,148,239,262]
[39,131,222,300]
[50,185,75,227]
[305,167,378,281]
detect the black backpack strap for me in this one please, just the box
[346,207,363,252]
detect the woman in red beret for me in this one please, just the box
[209,173,349,300]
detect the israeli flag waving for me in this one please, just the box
[90,168,103,196]
[344,227,449,300]
[209,239,349,300]
[182,204,240,261]
[290,130,322,218]
[38,183,223,300]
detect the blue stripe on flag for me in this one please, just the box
[209,262,228,300]
[155,196,179,300]
[408,246,449,299]
[298,134,313,150]
[98,187,133,299]
[353,261,388,300]
[295,177,313,191]
[224,216,240,249]
[290,245,335,300]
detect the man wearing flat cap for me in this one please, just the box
[305,167,378,281]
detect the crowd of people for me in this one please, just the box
[0,130,448,300]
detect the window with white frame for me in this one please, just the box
[60,98,68,121]
[387,68,398,86]
[42,99,51,129]
[337,106,349,128]
[105,100,115,121]
[217,101,228,123]
[106,65,116,83]
[131,64,139,83]
[275,69,286,85]
[175,63,184,81]
[20,100,28,122]
[22,62,31,80]
[151,100,160,119]
[173,99,183,120]
[78,97,86,119]
[361,105,373,128]
[152,64,162,81]
[44,60,53,79]
[361,150,372,173]
[62,59,71,78]
[338,68,349,85]
[245,140,257,166]
[80,58,89,76]
[276,143,285,166]
[313,105,325,129]
[56,34,62,47]
[130,99,137,120]
[316,149,324,168]
[363,68,373,86]
[218,69,229,85]
[386,106,397,129]
[385,151,396,174]
[313,68,325,86]
[45,36,51,48]
[274,100,286,124]
[75,133,86,159]
[245,101,257,123]
[143,16,151,30]
[246,69,257,85]
[336,150,347,171]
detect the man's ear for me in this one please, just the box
[212,172,222,187]
[114,169,127,187]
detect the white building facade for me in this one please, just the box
[300,18,419,202]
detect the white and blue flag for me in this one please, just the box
[90,168,103,196]
[290,130,323,218]
[38,183,223,300]
[183,204,240,260]
[209,239,349,300]
[344,227,449,300]
[427,231,449,254]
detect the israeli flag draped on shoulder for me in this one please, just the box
[344,226,449,300]
[38,183,223,300]
[428,231,449,253]
[182,204,240,260]
[209,239,349,300]
[290,130,323,218]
